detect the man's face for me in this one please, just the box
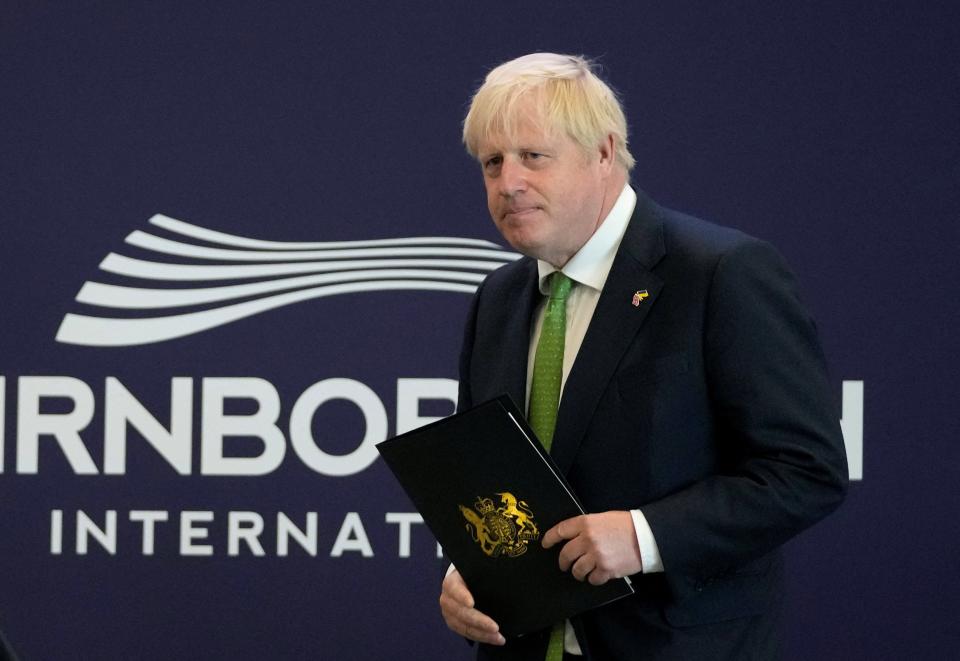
[477,99,613,267]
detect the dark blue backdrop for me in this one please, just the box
[1,2,958,659]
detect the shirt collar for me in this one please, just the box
[537,184,637,294]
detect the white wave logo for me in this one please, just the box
[56,214,519,347]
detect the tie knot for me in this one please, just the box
[549,272,573,301]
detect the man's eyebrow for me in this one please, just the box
[516,145,553,156]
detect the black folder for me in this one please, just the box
[376,395,634,637]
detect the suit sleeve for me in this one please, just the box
[456,278,484,415]
[640,239,848,580]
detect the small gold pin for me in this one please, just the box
[632,290,649,307]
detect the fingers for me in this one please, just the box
[439,570,505,646]
[588,568,612,586]
[442,569,474,608]
[544,511,643,585]
[570,550,596,581]
[448,607,505,645]
[563,537,612,584]
[557,534,587,572]
[542,515,584,549]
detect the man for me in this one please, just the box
[439,53,848,660]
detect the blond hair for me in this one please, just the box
[463,53,635,171]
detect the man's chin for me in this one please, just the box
[495,224,558,262]
[504,237,555,263]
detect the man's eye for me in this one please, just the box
[484,156,502,169]
[522,152,543,160]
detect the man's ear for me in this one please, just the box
[597,133,616,175]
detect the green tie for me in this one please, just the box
[529,272,573,449]
[527,271,572,661]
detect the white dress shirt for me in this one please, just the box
[526,184,663,655]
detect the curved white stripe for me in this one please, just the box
[56,280,477,347]
[150,214,502,250]
[126,231,517,262]
[99,253,515,281]
[77,269,486,309]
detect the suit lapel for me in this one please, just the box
[497,259,540,410]
[550,193,667,475]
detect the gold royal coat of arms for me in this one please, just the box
[459,492,540,558]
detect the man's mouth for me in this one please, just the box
[503,206,539,218]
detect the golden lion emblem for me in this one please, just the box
[458,492,540,558]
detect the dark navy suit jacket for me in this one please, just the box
[458,191,848,661]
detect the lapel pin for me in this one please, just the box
[632,290,649,307]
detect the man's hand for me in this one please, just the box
[439,568,506,646]
[542,511,643,585]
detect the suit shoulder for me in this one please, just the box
[629,194,793,290]
[654,203,763,263]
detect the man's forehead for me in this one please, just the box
[477,117,561,154]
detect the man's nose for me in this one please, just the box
[498,158,527,196]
